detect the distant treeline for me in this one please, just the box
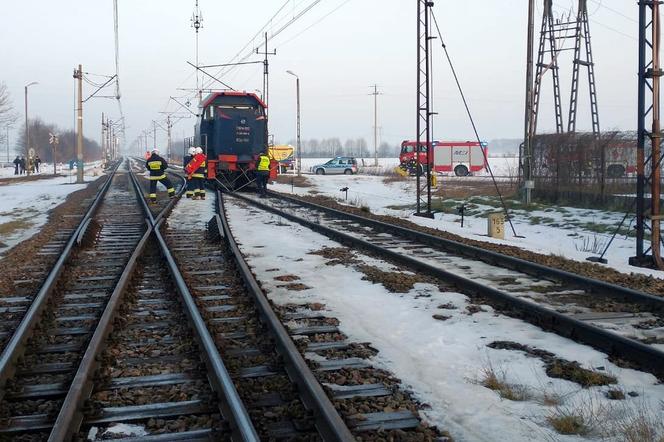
[280,138,401,158]
[13,118,101,162]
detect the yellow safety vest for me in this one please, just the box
[147,160,166,180]
[257,155,270,172]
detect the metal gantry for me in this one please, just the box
[531,0,564,137]
[415,0,434,218]
[529,0,601,137]
[631,0,664,270]
[567,0,600,135]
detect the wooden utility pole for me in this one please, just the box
[101,113,105,167]
[166,116,172,160]
[370,85,381,167]
[74,64,84,183]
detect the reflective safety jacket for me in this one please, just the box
[146,154,168,180]
[257,154,270,172]
[191,156,207,179]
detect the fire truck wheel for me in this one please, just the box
[454,165,469,177]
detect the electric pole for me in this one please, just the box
[522,0,535,204]
[191,0,203,104]
[167,116,172,161]
[256,32,276,145]
[631,0,663,270]
[74,64,84,183]
[101,113,106,167]
[415,0,434,218]
[370,85,382,167]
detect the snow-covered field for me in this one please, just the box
[225,197,664,442]
[297,156,519,177]
[272,164,662,279]
[0,161,104,179]
[0,162,105,255]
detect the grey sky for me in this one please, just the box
[0,1,640,154]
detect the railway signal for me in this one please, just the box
[49,132,59,175]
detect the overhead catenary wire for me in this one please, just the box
[430,9,519,238]
[162,0,329,119]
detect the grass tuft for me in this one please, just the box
[480,365,531,402]
[0,219,34,236]
[546,361,616,387]
[547,413,589,435]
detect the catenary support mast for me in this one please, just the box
[631,0,664,270]
[415,0,434,218]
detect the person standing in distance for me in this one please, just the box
[255,149,270,198]
[145,148,175,203]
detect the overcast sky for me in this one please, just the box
[0,1,641,155]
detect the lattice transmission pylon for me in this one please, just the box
[568,0,600,135]
[528,0,600,138]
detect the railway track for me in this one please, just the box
[0,157,461,440]
[0,164,149,439]
[0,167,113,353]
[161,191,442,439]
[3,161,419,441]
[229,191,664,380]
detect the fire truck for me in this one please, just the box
[399,140,488,176]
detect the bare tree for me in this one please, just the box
[0,83,18,149]
[0,82,18,127]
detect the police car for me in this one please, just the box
[310,157,358,175]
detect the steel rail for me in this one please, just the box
[49,165,258,441]
[231,193,664,380]
[48,220,153,442]
[152,220,259,442]
[0,161,121,396]
[217,190,355,441]
[129,157,186,225]
[132,167,259,441]
[269,192,664,312]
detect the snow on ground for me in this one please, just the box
[0,162,90,178]
[0,162,105,255]
[271,163,663,280]
[299,156,519,178]
[225,197,664,442]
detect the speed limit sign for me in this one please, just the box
[28,148,35,158]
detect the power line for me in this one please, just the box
[430,9,519,237]
[589,0,637,23]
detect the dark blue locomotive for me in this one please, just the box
[196,91,269,189]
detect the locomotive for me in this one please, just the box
[195,91,275,190]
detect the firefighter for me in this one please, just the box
[192,147,207,200]
[255,149,270,198]
[184,146,196,198]
[145,148,175,203]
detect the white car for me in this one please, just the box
[310,157,358,175]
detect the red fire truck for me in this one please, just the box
[399,140,488,176]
